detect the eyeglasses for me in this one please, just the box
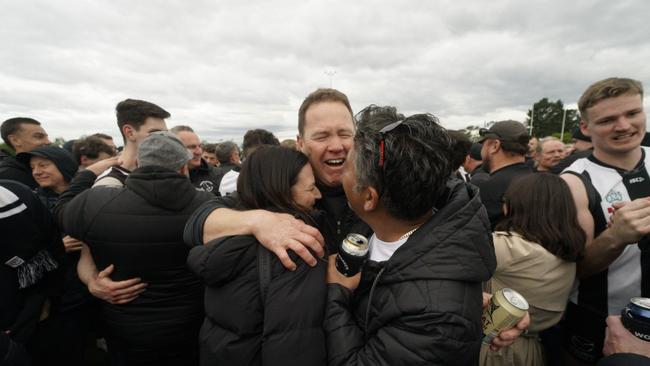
[376,119,405,197]
[378,120,405,168]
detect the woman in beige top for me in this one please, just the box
[481,173,586,366]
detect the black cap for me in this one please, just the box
[16,145,78,182]
[469,143,482,161]
[571,127,591,142]
[478,120,529,143]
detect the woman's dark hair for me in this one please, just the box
[237,145,313,223]
[496,173,585,261]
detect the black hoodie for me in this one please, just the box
[56,166,212,365]
[324,179,496,366]
[0,156,37,189]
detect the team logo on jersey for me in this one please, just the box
[199,180,215,192]
[629,177,645,184]
[605,190,623,203]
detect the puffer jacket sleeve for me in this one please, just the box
[186,236,255,286]
[324,283,480,366]
[183,194,239,247]
[54,169,98,240]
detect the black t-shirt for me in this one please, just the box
[473,162,533,229]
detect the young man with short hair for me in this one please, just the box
[561,77,650,363]
[0,117,51,188]
[72,136,117,169]
[94,99,169,187]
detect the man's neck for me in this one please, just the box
[119,144,138,171]
[489,154,525,173]
[593,147,643,171]
[366,210,432,242]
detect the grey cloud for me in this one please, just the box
[1,0,649,140]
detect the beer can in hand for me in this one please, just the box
[621,297,650,341]
[335,233,369,277]
[482,288,529,346]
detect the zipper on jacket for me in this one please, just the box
[364,266,386,341]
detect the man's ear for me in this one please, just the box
[296,134,305,152]
[580,119,591,137]
[491,139,502,154]
[122,124,136,143]
[363,186,380,212]
[7,134,20,149]
[179,164,189,176]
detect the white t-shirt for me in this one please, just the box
[369,233,408,262]
[219,170,239,196]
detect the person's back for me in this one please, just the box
[473,121,533,228]
[58,132,209,365]
[187,146,327,366]
[480,174,584,366]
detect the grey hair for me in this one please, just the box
[352,105,453,220]
[170,125,195,134]
[216,141,239,164]
[536,136,561,155]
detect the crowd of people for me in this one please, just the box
[1,76,649,366]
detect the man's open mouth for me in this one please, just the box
[325,159,345,167]
[613,132,636,141]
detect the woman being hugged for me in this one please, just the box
[480,173,585,366]
[187,145,327,366]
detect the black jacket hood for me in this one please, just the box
[125,166,198,211]
[379,179,496,284]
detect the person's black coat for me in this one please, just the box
[324,180,496,366]
[56,166,212,364]
[0,156,37,189]
[189,159,223,195]
[187,234,327,366]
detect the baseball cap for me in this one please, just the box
[469,143,482,161]
[571,126,591,142]
[17,145,78,182]
[137,131,191,171]
[478,120,530,143]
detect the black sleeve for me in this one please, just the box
[53,169,97,231]
[183,194,239,246]
[54,170,103,242]
[324,284,481,366]
[186,236,257,286]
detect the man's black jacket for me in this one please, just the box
[324,180,496,366]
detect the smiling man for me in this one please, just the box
[560,77,650,364]
[0,117,51,188]
[183,88,371,262]
[171,125,222,195]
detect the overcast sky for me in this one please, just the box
[2,0,649,144]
